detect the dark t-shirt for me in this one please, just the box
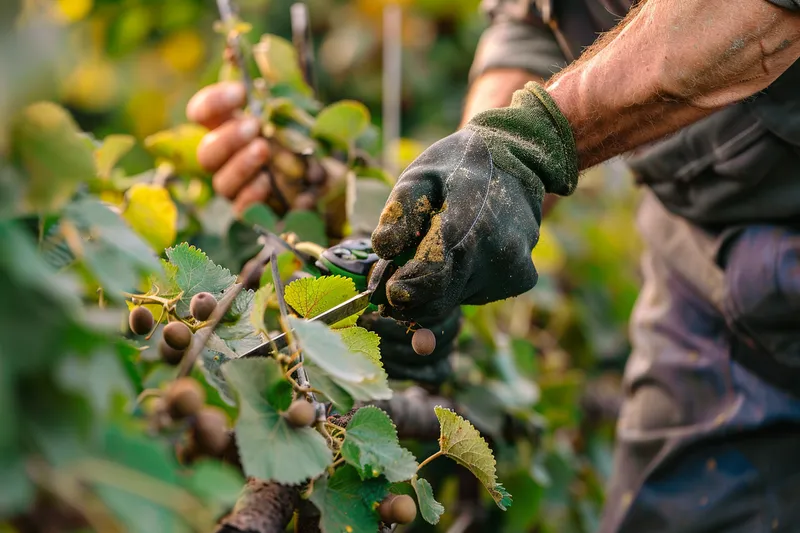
[471,0,800,230]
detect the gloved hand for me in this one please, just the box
[357,307,462,385]
[371,82,579,322]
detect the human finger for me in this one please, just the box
[212,138,270,200]
[186,82,246,130]
[196,117,261,173]
[232,172,273,217]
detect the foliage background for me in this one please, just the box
[3,0,644,531]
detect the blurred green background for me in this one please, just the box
[2,0,645,530]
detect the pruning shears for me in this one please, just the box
[241,237,397,358]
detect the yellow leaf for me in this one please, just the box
[160,29,206,73]
[54,0,93,22]
[61,57,119,112]
[11,102,96,213]
[95,134,135,179]
[253,34,312,95]
[394,138,426,170]
[531,225,565,275]
[144,123,208,176]
[125,89,168,140]
[122,184,177,252]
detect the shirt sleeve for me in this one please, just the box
[468,0,568,83]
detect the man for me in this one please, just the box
[188,0,800,530]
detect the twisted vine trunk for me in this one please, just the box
[215,479,298,533]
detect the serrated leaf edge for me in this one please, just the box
[433,406,512,510]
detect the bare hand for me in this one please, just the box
[186,81,272,215]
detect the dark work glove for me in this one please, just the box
[357,307,462,385]
[371,82,579,322]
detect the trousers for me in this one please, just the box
[600,191,800,533]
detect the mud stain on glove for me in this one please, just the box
[388,286,412,306]
[379,201,403,225]
[415,195,432,214]
[414,213,444,263]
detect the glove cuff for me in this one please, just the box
[466,81,579,197]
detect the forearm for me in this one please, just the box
[461,68,541,126]
[461,69,561,215]
[546,0,800,169]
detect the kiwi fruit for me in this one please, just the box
[159,339,184,366]
[165,378,205,419]
[292,191,317,211]
[189,292,217,321]
[390,494,417,524]
[411,328,436,356]
[285,399,316,428]
[305,159,327,185]
[129,306,154,335]
[377,495,397,523]
[193,406,231,456]
[163,321,192,351]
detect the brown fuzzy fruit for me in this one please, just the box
[391,494,417,524]
[293,192,317,211]
[377,495,397,524]
[190,292,217,321]
[163,321,192,350]
[411,328,436,356]
[129,306,154,335]
[285,399,316,428]
[193,407,231,456]
[272,147,306,180]
[159,339,184,366]
[165,378,205,419]
[306,159,327,185]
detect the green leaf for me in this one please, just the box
[338,327,382,368]
[412,476,444,525]
[96,425,200,533]
[341,406,417,482]
[144,123,208,176]
[242,203,278,232]
[309,465,386,533]
[10,101,96,213]
[181,460,245,514]
[282,209,328,246]
[0,455,34,516]
[253,34,312,96]
[122,183,178,252]
[95,134,135,178]
[433,406,512,510]
[63,198,162,298]
[493,484,513,512]
[274,126,317,155]
[290,318,391,403]
[260,251,302,287]
[223,358,332,484]
[266,379,293,412]
[216,289,261,356]
[56,349,134,414]
[284,276,360,328]
[289,317,381,383]
[249,283,274,335]
[199,337,236,406]
[312,101,371,149]
[164,243,236,316]
[304,363,354,413]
